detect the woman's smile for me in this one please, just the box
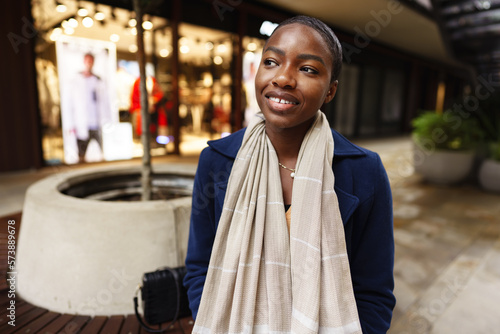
[265,91,300,112]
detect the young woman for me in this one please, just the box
[184,15,395,333]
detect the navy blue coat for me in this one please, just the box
[184,128,396,333]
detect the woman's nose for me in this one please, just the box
[272,66,296,89]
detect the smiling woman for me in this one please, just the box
[184,15,396,334]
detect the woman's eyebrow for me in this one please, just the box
[263,46,285,56]
[297,53,325,66]
[264,46,325,66]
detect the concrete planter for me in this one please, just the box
[478,159,500,192]
[413,144,475,185]
[16,164,195,316]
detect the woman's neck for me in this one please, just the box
[265,122,312,161]
[267,129,303,161]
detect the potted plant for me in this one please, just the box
[476,92,500,192]
[412,110,484,184]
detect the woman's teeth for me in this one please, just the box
[268,96,298,105]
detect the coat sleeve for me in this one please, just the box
[349,153,396,333]
[183,148,218,320]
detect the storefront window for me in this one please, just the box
[33,0,172,165]
[175,23,234,154]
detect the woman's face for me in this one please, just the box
[255,23,338,133]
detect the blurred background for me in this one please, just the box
[1,0,499,333]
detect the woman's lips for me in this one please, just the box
[266,95,299,112]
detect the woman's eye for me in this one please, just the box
[302,67,318,74]
[263,59,278,66]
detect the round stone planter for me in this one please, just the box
[478,159,500,192]
[413,144,475,185]
[16,164,195,316]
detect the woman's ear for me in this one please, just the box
[324,80,338,104]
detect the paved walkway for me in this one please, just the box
[1,136,500,333]
[359,137,500,334]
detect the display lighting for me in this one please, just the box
[259,20,278,36]
[110,34,120,42]
[68,18,78,28]
[61,20,69,29]
[247,42,257,51]
[205,41,214,50]
[129,44,138,53]
[130,27,137,35]
[77,7,88,17]
[64,27,75,35]
[180,45,190,54]
[159,48,170,57]
[50,27,63,41]
[480,0,491,9]
[156,136,170,145]
[55,1,67,13]
[214,55,223,65]
[217,44,227,53]
[142,20,153,30]
[95,10,105,21]
[128,18,137,27]
[82,16,94,28]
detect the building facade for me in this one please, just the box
[1,0,470,172]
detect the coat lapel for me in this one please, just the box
[335,186,359,226]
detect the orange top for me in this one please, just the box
[285,206,292,233]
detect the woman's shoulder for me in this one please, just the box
[196,129,245,177]
[332,130,380,162]
[332,130,388,197]
[203,128,246,160]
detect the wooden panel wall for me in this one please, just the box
[0,0,42,172]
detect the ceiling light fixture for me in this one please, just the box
[95,10,105,21]
[64,27,75,35]
[159,49,170,57]
[142,20,153,30]
[214,55,223,65]
[50,27,63,41]
[55,1,67,13]
[205,41,214,50]
[82,16,94,28]
[129,44,138,53]
[68,18,78,28]
[217,44,227,53]
[77,6,88,17]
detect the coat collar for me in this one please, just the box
[207,128,367,160]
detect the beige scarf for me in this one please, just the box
[193,111,361,334]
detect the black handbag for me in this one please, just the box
[134,266,192,333]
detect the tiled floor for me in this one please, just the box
[1,135,500,333]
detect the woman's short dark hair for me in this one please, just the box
[269,15,342,82]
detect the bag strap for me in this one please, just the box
[133,267,184,333]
